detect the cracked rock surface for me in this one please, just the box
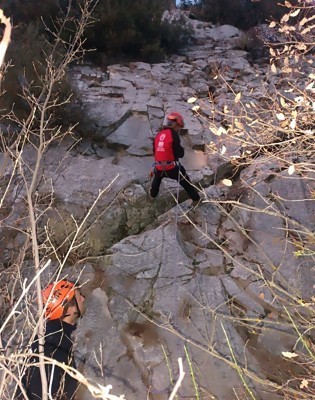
[1,11,314,400]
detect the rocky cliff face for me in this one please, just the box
[1,11,314,400]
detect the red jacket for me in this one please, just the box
[153,128,184,171]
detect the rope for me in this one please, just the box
[174,165,181,232]
[170,165,205,371]
[172,165,182,330]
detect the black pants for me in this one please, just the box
[150,164,200,201]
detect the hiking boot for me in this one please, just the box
[148,192,156,202]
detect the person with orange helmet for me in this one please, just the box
[17,280,86,400]
[150,111,200,204]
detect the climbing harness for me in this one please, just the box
[148,161,179,182]
[153,160,179,171]
[155,161,177,167]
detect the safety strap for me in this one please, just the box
[153,161,179,172]
[153,161,177,167]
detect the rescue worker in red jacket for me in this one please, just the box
[150,112,200,203]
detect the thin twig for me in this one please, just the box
[168,357,185,400]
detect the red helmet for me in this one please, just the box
[42,280,76,320]
[166,112,185,128]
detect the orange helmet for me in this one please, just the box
[166,112,185,128]
[42,280,76,320]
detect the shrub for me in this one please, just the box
[140,42,166,63]
[187,0,301,30]
[0,21,51,119]
[2,0,59,24]
[84,0,192,64]
[160,16,193,54]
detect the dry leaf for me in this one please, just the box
[211,128,221,136]
[222,179,232,187]
[296,43,307,51]
[212,127,226,136]
[280,97,287,107]
[220,145,227,155]
[276,113,286,121]
[288,165,295,175]
[192,105,200,112]
[289,119,296,130]
[258,292,265,300]
[282,351,298,359]
[235,120,243,130]
[294,96,304,104]
[290,9,300,17]
[281,14,290,23]
[282,67,293,74]
[301,26,313,35]
[271,63,277,73]
[187,97,197,104]
[269,21,276,28]
[234,92,242,103]
[299,17,308,27]
[218,126,227,136]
